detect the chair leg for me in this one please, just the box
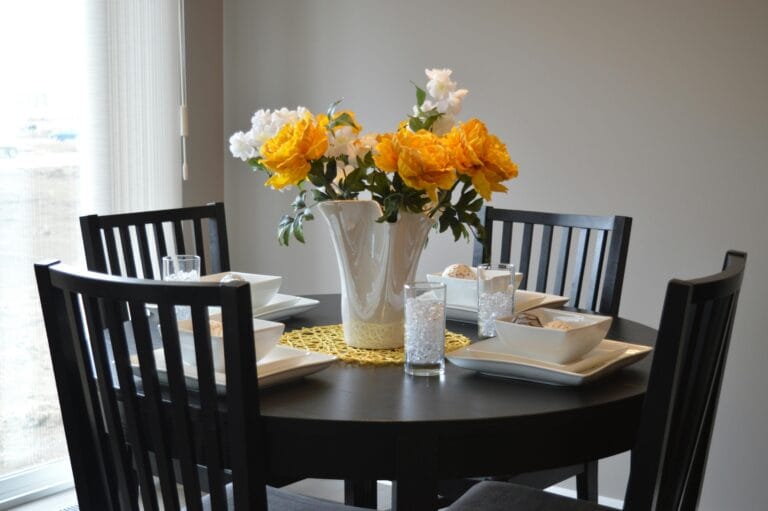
[344,479,377,508]
[576,461,598,502]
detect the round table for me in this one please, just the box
[257,295,656,511]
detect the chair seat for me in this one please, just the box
[448,481,614,511]
[197,484,372,511]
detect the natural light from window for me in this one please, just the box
[0,0,85,480]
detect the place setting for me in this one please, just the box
[136,255,331,391]
[423,262,653,385]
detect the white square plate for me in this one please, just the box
[446,337,652,386]
[205,294,320,322]
[445,290,570,323]
[135,345,336,391]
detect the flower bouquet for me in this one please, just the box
[230,68,519,348]
[230,68,518,246]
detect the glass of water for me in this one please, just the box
[404,282,447,376]
[477,263,515,339]
[162,254,201,282]
[162,255,200,321]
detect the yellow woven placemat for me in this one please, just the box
[279,323,471,365]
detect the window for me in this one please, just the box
[0,0,182,506]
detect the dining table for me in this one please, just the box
[257,294,657,511]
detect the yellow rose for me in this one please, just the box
[377,128,456,202]
[260,112,329,189]
[373,133,398,172]
[446,118,518,200]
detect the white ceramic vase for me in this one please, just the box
[317,200,434,349]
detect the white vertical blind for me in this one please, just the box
[83,0,182,215]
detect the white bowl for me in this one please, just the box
[494,308,612,364]
[201,272,281,310]
[178,317,284,372]
[427,270,523,309]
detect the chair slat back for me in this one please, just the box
[624,251,746,511]
[80,203,230,280]
[473,207,632,315]
[35,261,266,510]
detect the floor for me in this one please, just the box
[9,479,394,510]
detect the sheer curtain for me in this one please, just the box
[82,0,182,216]
[0,1,183,506]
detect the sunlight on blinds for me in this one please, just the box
[84,0,182,215]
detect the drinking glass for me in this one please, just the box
[404,282,447,376]
[162,254,201,282]
[477,263,515,339]
[162,255,200,321]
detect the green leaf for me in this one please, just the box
[449,219,465,241]
[292,219,305,243]
[415,85,426,107]
[468,198,484,212]
[326,99,343,117]
[421,114,442,131]
[408,117,422,132]
[325,159,338,184]
[291,190,306,210]
[312,189,330,202]
[331,112,355,128]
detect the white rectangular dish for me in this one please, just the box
[137,345,336,391]
[445,290,569,323]
[177,317,284,371]
[427,271,524,309]
[494,309,612,364]
[204,294,320,322]
[446,337,652,386]
[200,272,282,310]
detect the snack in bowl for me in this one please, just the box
[442,263,476,279]
[200,271,281,310]
[494,308,612,364]
[427,264,523,309]
[178,317,284,372]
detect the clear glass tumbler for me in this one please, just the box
[162,255,201,322]
[404,282,447,376]
[162,254,201,282]
[477,263,515,339]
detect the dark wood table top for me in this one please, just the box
[257,294,656,510]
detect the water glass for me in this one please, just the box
[162,254,201,282]
[404,282,447,376]
[477,263,515,339]
[162,255,200,321]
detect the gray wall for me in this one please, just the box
[223,1,768,508]
[182,0,224,206]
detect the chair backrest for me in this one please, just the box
[624,250,746,511]
[472,207,632,315]
[80,202,230,279]
[35,261,265,511]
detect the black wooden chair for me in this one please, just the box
[35,261,366,511]
[438,207,633,504]
[448,250,747,511]
[473,207,633,316]
[80,202,230,279]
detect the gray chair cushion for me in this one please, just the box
[196,483,370,510]
[448,481,615,511]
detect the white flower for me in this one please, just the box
[446,89,468,116]
[229,131,257,161]
[425,68,457,100]
[431,114,456,136]
[245,106,310,156]
[326,125,358,159]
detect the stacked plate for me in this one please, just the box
[142,271,326,388]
